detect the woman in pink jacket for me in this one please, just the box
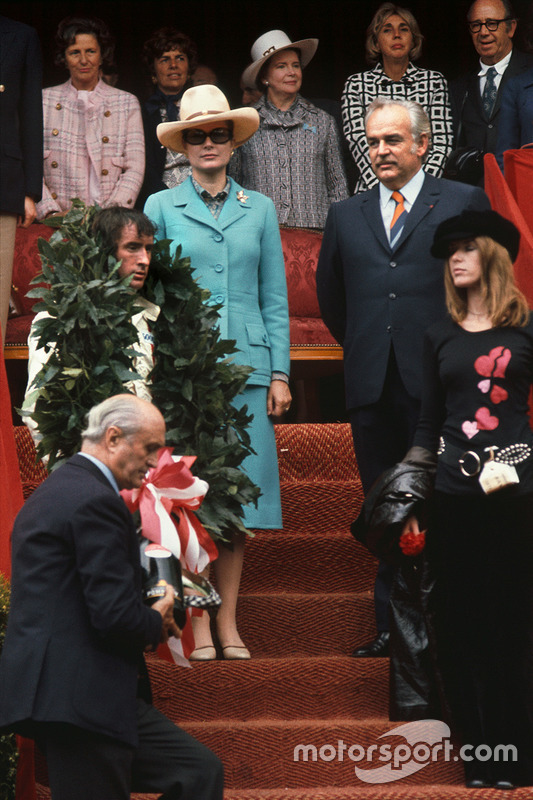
[36,17,144,220]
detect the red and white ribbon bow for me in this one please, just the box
[121,448,219,667]
[121,447,217,573]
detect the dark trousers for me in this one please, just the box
[37,699,224,800]
[431,491,533,785]
[349,348,420,631]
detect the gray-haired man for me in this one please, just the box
[0,394,224,799]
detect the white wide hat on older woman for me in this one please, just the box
[157,85,260,154]
[241,30,319,88]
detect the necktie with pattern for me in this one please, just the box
[390,190,407,246]
[482,67,497,119]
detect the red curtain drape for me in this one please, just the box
[503,149,533,241]
[484,152,533,430]
[0,334,36,799]
[483,153,533,307]
[0,333,23,577]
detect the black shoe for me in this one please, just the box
[351,631,390,658]
[493,780,514,790]
[466,779,491,788]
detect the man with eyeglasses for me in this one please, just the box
[449,0,533,181]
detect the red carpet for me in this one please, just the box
[19,423,532,799]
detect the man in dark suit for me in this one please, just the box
[317,98,490,662]
[0,16,43,340]
[449,0,533,177]
[0,394,224,800]
[496,65,533,164]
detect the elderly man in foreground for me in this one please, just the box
[0,394,224,799]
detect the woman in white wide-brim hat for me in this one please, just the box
[144,85,292,661]
[232,30,348,230]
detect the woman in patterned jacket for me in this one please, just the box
[233,30,348,230]
[342,2,453,194]
[36,17,144,219]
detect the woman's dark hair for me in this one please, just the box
[255,47,301,92]
[142,27,198,79]
[54,16,115,69]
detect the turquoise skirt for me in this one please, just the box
[233,386,282,529]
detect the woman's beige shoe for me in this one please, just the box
[222,645,251,660]
[189,645,217,661]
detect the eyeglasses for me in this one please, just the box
[182,127,232,145]
[468,17,512,33]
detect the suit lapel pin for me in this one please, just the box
[236,190,249,203]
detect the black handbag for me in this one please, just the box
[443,89,485,186]
[443,145,484,185]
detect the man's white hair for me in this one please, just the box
[81,394,144,443]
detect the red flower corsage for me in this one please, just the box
[399,529,426,556]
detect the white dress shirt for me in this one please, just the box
[379,167,426,242]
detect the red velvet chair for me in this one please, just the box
[279,227,342,361]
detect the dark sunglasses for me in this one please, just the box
[182,127,232,145]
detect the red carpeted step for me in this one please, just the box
[176,718,464,789]
[36,786,533,800]
[275,423,358,482]
[224,787,533,800]
[147,655,389,721]
[235,592,376,657]
[240,531,376,595]
[280,480,364,533]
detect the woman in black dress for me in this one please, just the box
[406,209,533,790]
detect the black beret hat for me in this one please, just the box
[431,210,520,262]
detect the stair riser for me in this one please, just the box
[180,721,465,789]
[240,533,377,595]
[224,788,533,800]
[235,594,377,657]
[280,483,364,533]
[148,658,390,721]
[275,424,358,483]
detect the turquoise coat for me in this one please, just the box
[144,176,290,387]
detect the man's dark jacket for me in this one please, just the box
[316,174,490,411]
[449,48,533,155]
[0,454,161,748]
[0,16,43,215]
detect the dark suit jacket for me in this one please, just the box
[0,16,43,215]
[316,173,490,410]
[0,454,161,748]
[138,101,167,208]
[497,66,533,166]
[449,48,533,155]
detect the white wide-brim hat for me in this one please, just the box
[156,85,260,155]
[241,30,319,88]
